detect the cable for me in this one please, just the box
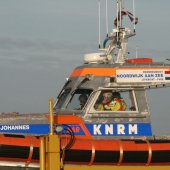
[60,124,75,150]
[58,124,75,170]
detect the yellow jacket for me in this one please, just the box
[97,98,122,111]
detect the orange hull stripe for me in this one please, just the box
[68,139,170,151]
[0,136,39,147]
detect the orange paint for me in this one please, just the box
[70,68,116,77]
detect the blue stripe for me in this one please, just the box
[0,124,50,135]
[85,123,152,136]
[165,77,170,80]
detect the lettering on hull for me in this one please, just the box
[86,123,152,136]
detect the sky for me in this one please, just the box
[0,0,170,134]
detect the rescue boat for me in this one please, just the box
[0,0,170,168]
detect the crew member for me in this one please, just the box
[78,94,88,110]
[97,91,122,111]
[113,92,127,111]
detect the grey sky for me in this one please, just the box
[0,0,170,134]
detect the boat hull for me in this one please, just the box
[62,138,170,165]
[0,135,170,166]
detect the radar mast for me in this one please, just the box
[103,0,137,64]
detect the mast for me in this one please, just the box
[103,0,137,64]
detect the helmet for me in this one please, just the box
[102,91,113,104]
[112,92,121,99]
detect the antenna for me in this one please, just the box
[116,0,119,42]
[98,0,101,48]
[133,0,136,32]
[105,0,109,37]
[119,0,122,27]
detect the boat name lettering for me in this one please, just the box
[0,125,30,131]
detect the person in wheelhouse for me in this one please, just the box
[97,91,127,111]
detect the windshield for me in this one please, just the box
[55,89,71,109]
[66,89,92,110]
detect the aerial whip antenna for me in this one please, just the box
[116,0,119,42]
[119,0,122,28]
[98,0,101,48]
[105,0,109,37]
[133,0,136,32]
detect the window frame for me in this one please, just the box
[86,88,140,115]
[54,88,71,110]
[65,88,93,111]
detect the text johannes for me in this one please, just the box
[0,125,30,131]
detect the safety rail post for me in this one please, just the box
[40,97,60,170]
[40,136,46,170]
[49,97,54,136]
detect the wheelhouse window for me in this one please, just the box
[55,89,71,109]
[94,89,137,112]
[66,89,92,110]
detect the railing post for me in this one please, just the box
[46,97,60,170]
[40,136,46,170]
[40,97,60,170]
